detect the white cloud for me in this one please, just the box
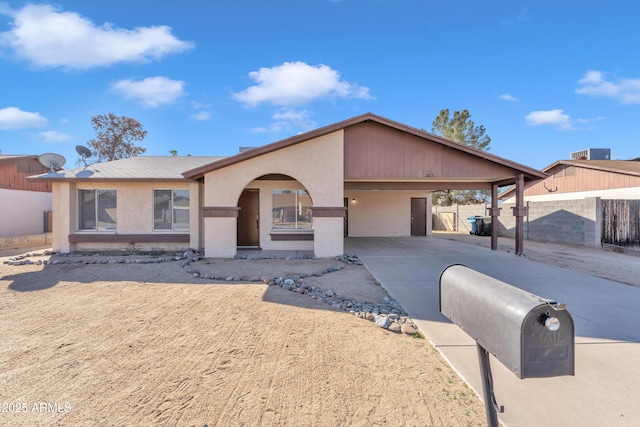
[111,76,186,108]
[39,130,70,142]
[498,93,517,101]
[191,101,211,110]
[190,111,211,121]
[525,109,574,131]
[233,61,372,107]
[575,116,605,124]
[576,70,640,104]
[0,106,47,129]
[0,4,193,69]
[249,109,317,134]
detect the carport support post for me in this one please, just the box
[513,173,526,256]
[489,184,501,250]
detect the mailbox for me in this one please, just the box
[439,264,574,379]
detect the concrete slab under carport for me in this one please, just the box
[345,236,640,426]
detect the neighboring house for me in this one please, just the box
[0,154,52,238]
[499,159,640,247]
[500,159,640,202]
[30,113,545,257]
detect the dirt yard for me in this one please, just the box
[0,249,486,427]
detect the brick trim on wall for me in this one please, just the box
[203,207,241,217]
[68,233,190,243]
[311,207,347,217]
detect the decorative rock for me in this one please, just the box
[388,322,402,333]
[401,324,419,335]
[375,316,390,329]
[5,249,416,338]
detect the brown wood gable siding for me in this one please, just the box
[525,165,640,196]
[0,159,51,192]
[343,121,516,181]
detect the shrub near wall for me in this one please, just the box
[498,198,601,247]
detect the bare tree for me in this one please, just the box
[87,113,147,163]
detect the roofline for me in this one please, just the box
[0,155,38,164]
[545,160,640,177]
[26,176,198,183]
[182,112,547,181]
[498,159,640,199]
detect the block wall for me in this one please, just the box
[498,197,601,247]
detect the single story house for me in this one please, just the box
[500,159,640,202]
[30,113,546,257]
[498,159,640,248]
[0,154,52,239]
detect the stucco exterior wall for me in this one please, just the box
[52,182,74,252]
[203,131,344,257]
[52,181,199,252]
[344,190,431,237]
[0,188,52,238]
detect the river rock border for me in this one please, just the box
[4,249,421,336]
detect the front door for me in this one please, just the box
[237,189,260,247]
[411,198,427,236]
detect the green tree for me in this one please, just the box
[431,108,491,150]
[169,149,178,156]
[431,109,491,206]
[87,113,147,163]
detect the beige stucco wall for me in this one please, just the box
[344,190,432,237]
[203,131,344,257]
[52,182,74,252]
[52,181,200,252]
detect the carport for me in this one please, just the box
[341,115,546,255]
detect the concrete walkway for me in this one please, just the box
[345,236,640,427]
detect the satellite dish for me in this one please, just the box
[76,145,92,167]
[38,153,66,173]
[76,145,92,158]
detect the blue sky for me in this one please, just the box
[0,1,638,170]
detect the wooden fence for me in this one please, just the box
[601,200,640,250]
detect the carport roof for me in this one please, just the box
[182,112,546,186]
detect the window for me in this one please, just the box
[272,189,313,231]
[78,190,117,230]
[154,189,190,230]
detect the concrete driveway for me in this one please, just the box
[345,236,640,427]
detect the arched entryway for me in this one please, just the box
[236,174,315,251]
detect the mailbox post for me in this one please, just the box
[439,265,575,426]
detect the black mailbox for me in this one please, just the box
[439,264,575,379]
